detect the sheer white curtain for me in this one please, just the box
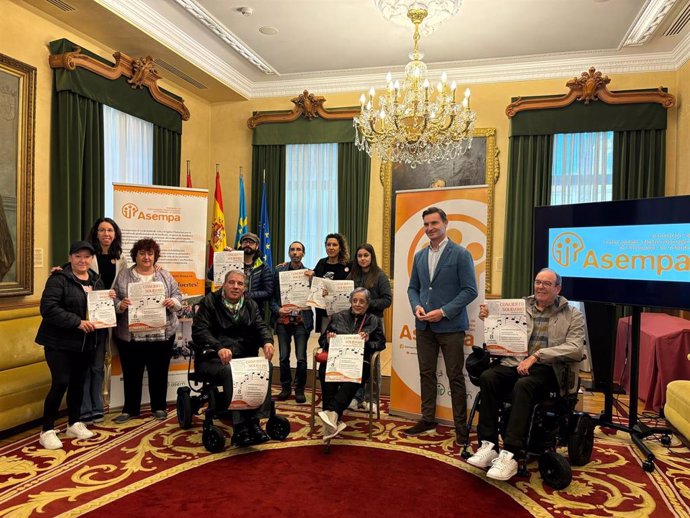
[551,131,613,205]
[103,105,154,217]
[285,143,339,269]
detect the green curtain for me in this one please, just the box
[252,117,355,145]
[337,142,371,251]
[501,134,553,298]
[50,39,183,133]
[153,126,181,186]
[612,129,666,200]
[50,90,104,263]
[251,145,286,263]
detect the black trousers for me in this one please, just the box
[43,347,93,431]
[195,358,273,426]
[116,336,174,416]
[318,360,370,419]
[477,363,558,452]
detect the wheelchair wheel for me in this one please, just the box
[539,451,572,490]
[266,415,291,441]
[177,387,193,430]
[202,425,226,453]
[568,413,594,466]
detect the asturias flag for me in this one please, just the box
[211,171,226,254]
[234,174,248,249]
[259,177,273,268]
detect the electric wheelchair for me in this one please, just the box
[462,346,594,489]
[176,341,291,453]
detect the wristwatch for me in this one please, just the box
[533,350,541,360]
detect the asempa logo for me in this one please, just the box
[121,203,139,219]
[551,232,585,267]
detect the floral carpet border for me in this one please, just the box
[0,399,688,518]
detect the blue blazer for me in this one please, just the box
[407,240,478,332]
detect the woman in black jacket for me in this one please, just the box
[35,241,113,450]
[317,287,386,441]
[347,243,391,411]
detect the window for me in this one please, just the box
[103,105,154,217]
[284,143,339,268]
[551,131,613,205]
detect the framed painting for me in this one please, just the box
[381,127,499,292]
[0,54,36,298]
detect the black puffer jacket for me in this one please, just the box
[318,309,386,362]
[35,266,106,352]
[192,290,274,360]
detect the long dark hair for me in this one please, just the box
[87,217,122,259]
[349,243,382,289]
[325,233,350,264]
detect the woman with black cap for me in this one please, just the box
[35,240,114,450]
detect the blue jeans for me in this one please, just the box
[276,324,309,390]
[80,338,106,419]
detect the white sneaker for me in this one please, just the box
[486,450,518,481]
[362,401,379,413]
[467,441,499,468]
[348,399,360,411]
[39,430,63,450]
[318,410,338,429]
[324,420,347,441]
[66,422,95,440]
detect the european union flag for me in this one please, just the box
[234,174,248,249]
[259,177,273,268]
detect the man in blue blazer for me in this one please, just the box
[405,207,478,443]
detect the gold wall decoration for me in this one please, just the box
[49,48,190,121]
[381,127,499,293]
[506,67,675,118]
[247,90,359,128]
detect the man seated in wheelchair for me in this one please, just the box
[317,288,386,441]
[191,269,276,447]
[467,268,585,481]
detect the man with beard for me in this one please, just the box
[238,232,273,318]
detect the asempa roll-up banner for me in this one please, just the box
[390,186,487,424]
[110,183,208,408]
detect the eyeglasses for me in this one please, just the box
[534,280,555,287]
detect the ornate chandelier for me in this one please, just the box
[354,3,476,167]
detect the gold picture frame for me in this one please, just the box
[0,54,36,298]
[381,127,499,292]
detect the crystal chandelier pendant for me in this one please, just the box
[354,3,476,168]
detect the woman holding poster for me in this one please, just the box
[112,239,182,424]
[316,287,385,441]
[310,233,351,332]
[35,241,112,450]
[347,243,391,412]
[80,217,128,425]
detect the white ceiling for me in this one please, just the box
[23,0,690,100]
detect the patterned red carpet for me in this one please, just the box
[1,397,689,517]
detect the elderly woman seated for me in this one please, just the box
[317,287,386,440]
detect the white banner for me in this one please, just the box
[110,183,208,408]
[390,186,487,425]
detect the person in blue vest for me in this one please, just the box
[405,207,478,444]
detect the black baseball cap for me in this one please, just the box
[69,240,95,255]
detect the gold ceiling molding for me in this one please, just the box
[505,67,676,118]
[48,48,190,121]
[247,90,360,128]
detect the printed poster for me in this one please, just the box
[325,334,365,383]
[484,299,528,356]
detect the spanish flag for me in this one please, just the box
[211,171,226,254]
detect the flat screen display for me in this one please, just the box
[533,196,690,308]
